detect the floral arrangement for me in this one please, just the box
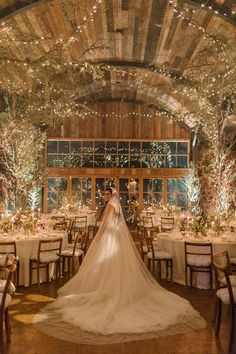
[0,218,13,233]
[189,213,210,237]
[0,209,37,233]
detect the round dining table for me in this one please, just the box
[156,231,236,289]
[0,230,68,287]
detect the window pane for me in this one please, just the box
[143,179,152,192]
[177,194,187,208]
[142,142,152,154]
[143,193,153,206]
[166,156,176,168]
[106,155,118,167]
[120,193,128,205]
[58,178,68,191]
[177,156,188,168]
[119,179,128,191]
[71,141,81,153]
[153,194,162,204]
[167,193,176,205]
[96,179,105,191]
[47,141,57,153]
[47,155,58,167]
[153,142,164,154]
[71,155,81,167]
[94,155,105,168]
[82,178,92,191]
[118,141,128,153]
[152,155,164,168]
[82,155,93,167]
[118,155,129,167]
[177,142,188,154]
[59,141,69,153]
[72,178,81,191]
[130,156,141,168]
[82,141,93,153]
[95,141,105,153]
[130,142,140,154]
[82,192,92,206]
[177,179,186,193]
[166,142,176,154]
[153,179,163,192]
[141,155,152,168]
[106,141,117,154]
[167,179,177,192]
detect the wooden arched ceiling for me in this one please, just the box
[0,0,235,129]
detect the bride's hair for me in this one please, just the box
[105,187,113,194]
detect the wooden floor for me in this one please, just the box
[2,233,233,354]
[4,271,232,354]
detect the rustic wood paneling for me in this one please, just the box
[47,102,190,139]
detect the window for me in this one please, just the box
[72,178,92,206]
[167,178,187,208]
[47,178,68,212]
[46,140,189,169]
[143,179,163,206]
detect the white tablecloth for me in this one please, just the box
[0,231,67,287]
[156,232,236,288]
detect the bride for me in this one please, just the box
[34,187,205,344]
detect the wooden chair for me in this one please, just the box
[73,216,87,230]
[0,256,17,350]
[212,251,236,354]
[29,238,62,286]
[185,241,213,289]
[145,234,173,280]
[88,214,100,239]
[160,217,174,232]
[137,231,147,261]
[60,230,86,276]
[0,241,19,287]
[142,216,159,234]
[64,218,73,242]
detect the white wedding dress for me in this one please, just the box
[34,190,206,344]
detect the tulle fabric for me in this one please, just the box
[34,189,206,344]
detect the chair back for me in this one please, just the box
[185,241,212,266]
[0,241,17,257]
[212,251,235,305]
[142,216,153,228]
[145,236,156,259]
[74,216,87,229]
[78,230,89,253]
[0,255,17,318]
[161,217,174,231]
[38,238,62,262]
[53,222,67,230]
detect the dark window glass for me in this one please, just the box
[119,179,128,191]
[82,192,92,206]
[72,178,81,191]
[177,156,188,168]
[118,155,129,167]
[82,141,93,153]
[130,156,141,168]
[94,155,105,168]
[82,178,92,191]
[166,142,176,154]
[143,193,153,206]
[167,193,176,205]
[177,142,188,154]
[141,155,152,168]
[120,193,128,205]
[143,179,152,192]
[57,154,70,167]
[82,155,93,167]
[96,179,105,191]
[166,156,176,168]
[47,155,58,167]
[106,141,117,154]
[118,141,129,154]
[59,141,69,153]
[47,141,57,153]
[153,179,163,192]
[153,194,162,204]
[71,155,81,167]
[177,194,187,208]
[106,155,118,167]
[130,142,140,154]
[142,142,152,154]
[71,141,81,153]
[95,141,105,153]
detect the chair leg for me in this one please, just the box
[228,307,235,354]
[72,257,75,276]
[190,267,193,287]
[0,322,4,354]
[58,259,61,280]
[209,267,213,290]
[215,299,222,337]
[36,263,40,286]
[158,261,161,278]
[5,308,11,343]
[46,264,50,283]
[170,260,173,281]
[68,258,71,275]
[29,261,32,287]
[185,265,188,287]
[62,257,65,276]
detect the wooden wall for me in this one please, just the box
[48,102,190,140]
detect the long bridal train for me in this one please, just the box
[34,190,206,345]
